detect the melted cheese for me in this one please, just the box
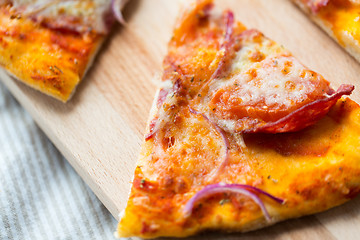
[230,36,285,71]
[228,56,319,108]
[198,30,331,132]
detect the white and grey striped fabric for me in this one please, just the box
[0,82,119,239]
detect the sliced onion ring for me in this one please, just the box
[308,0,330,13]
[111,0,129,24]
[183,183,284,221]
[211,10,234,79]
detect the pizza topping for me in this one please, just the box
[210,10,235,79]
[171,0,213,45]
[189,107,229,182]
[248,84,354,133]
[145,80,181,141]
[4,0,127,34]
[183,183,284,221]
[305,0,330,13]
[189,28,356,135]
[207,52,354,133]
[304,0,360,13]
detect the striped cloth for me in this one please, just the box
[0,82,120,239]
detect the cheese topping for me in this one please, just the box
[198,30,333,132]
[223,56,321,109]
[5,0,112,34]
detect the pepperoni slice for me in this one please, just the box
[209,54,354,133]
[245,84,354,133]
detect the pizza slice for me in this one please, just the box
[117,0,360,238]
[0,0,128,102]
[292,0,360,63]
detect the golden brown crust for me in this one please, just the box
[0,5,104,102]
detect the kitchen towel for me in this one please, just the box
[0,82,123,239]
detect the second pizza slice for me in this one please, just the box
[292,0,360,63]
[0,0,128,102]
[117,0,360,238]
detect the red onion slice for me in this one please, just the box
[111,0,128,24]
[237,184,284,204]
[308,0,330,13]
[195,10,237,100]
[183,183,284,221]
[211,10,235,79]
[189,107,230,181]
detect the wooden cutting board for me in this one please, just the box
[1,0,360,239]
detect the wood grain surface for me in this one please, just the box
[1,0,360,239]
